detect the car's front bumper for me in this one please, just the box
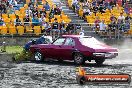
[93,52,118,59]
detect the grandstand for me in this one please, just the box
[67,0,132,38]
[0,0,132,38]
[0,0,71,37]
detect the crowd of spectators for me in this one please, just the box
[0,0,132,37]
[0,0,82,36]
[71,0,132,37]
[93,12,132,37]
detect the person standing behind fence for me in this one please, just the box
[14,15,22,26]
[124,13,131,32]
[32,15,40,26]
[43,1,50,11]
[23,15,31,26]
[43,22,51,35]
[51,18,60,39]
[118,13,125,32]
[94,16,101,33]
[99,20,107,35]
[0,15,5,26]
[108,18,117,38]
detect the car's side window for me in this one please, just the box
[53,38,65,45]
[64,38,75,46]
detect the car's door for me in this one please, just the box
[51,37,66,59]
[59,38,76,60]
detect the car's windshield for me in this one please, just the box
[52,38,65,45]
[79,37,103,45]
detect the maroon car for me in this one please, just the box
[30,35,118,65]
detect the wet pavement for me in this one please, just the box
[0,38,132,88]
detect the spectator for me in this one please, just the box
[122,0,126,7]
[60,21,66,34]
[0,16,5,26]
[9,0,17,6]
[82,1,91,8]
[7,4,15,14]
[83,8,91,18]
[94,16,101,32]
[54,5,61,15]
[75,2,80,13]
[99,20,107,32]
[104,0,109,9]
[117,19,125,32]
[125,13,131,23]
[44,2,50,11]
[97,0,104,6]
[25,7,32,17]
[32,15,40,26]
[66,22,74,34]
[51,18,60,38]
[14,15,22,26]
[108,17,117,33]
[92,0,97,7]
[32,7,39,17]
[124,21,130,32]
[72,0,78,12]
[0,4,6,13]
[39,15,46,25]
[109,0,116,9]
[124,13,131,32]
[49,8,54,21]
[23,15,31,26]
[52,18,60,33]
[98,4,106,14]
[43,22,51,35]
[28,2,34,11]
[93,4,98,16]
[118,13,125,23]
[110,14,117,21]
[124,2,129,13]
[39,8,46,17]
[75,20,82,34]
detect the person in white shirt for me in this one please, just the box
[99,20,107,31]
[83,8,91,18]
[72,0,78,5]
[118,13,125,22]
[25,7,32,17]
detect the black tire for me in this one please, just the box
[73,53,85,65]
[34,51,44,62]
[95,59,105,65]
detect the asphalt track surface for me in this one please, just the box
[0,38,132,88]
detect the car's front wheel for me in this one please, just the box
[73,53,85,65]
[95,59,105,65]
[34,51,44,62]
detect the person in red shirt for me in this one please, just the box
[94,16,101,33]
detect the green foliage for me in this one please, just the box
[0,46,23,54]
[14,49,33,61]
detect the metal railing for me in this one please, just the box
[0,22,132,39]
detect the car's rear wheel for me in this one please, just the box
[34,51,44,62]
[74,53,85,65]
[95,59,105,65]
